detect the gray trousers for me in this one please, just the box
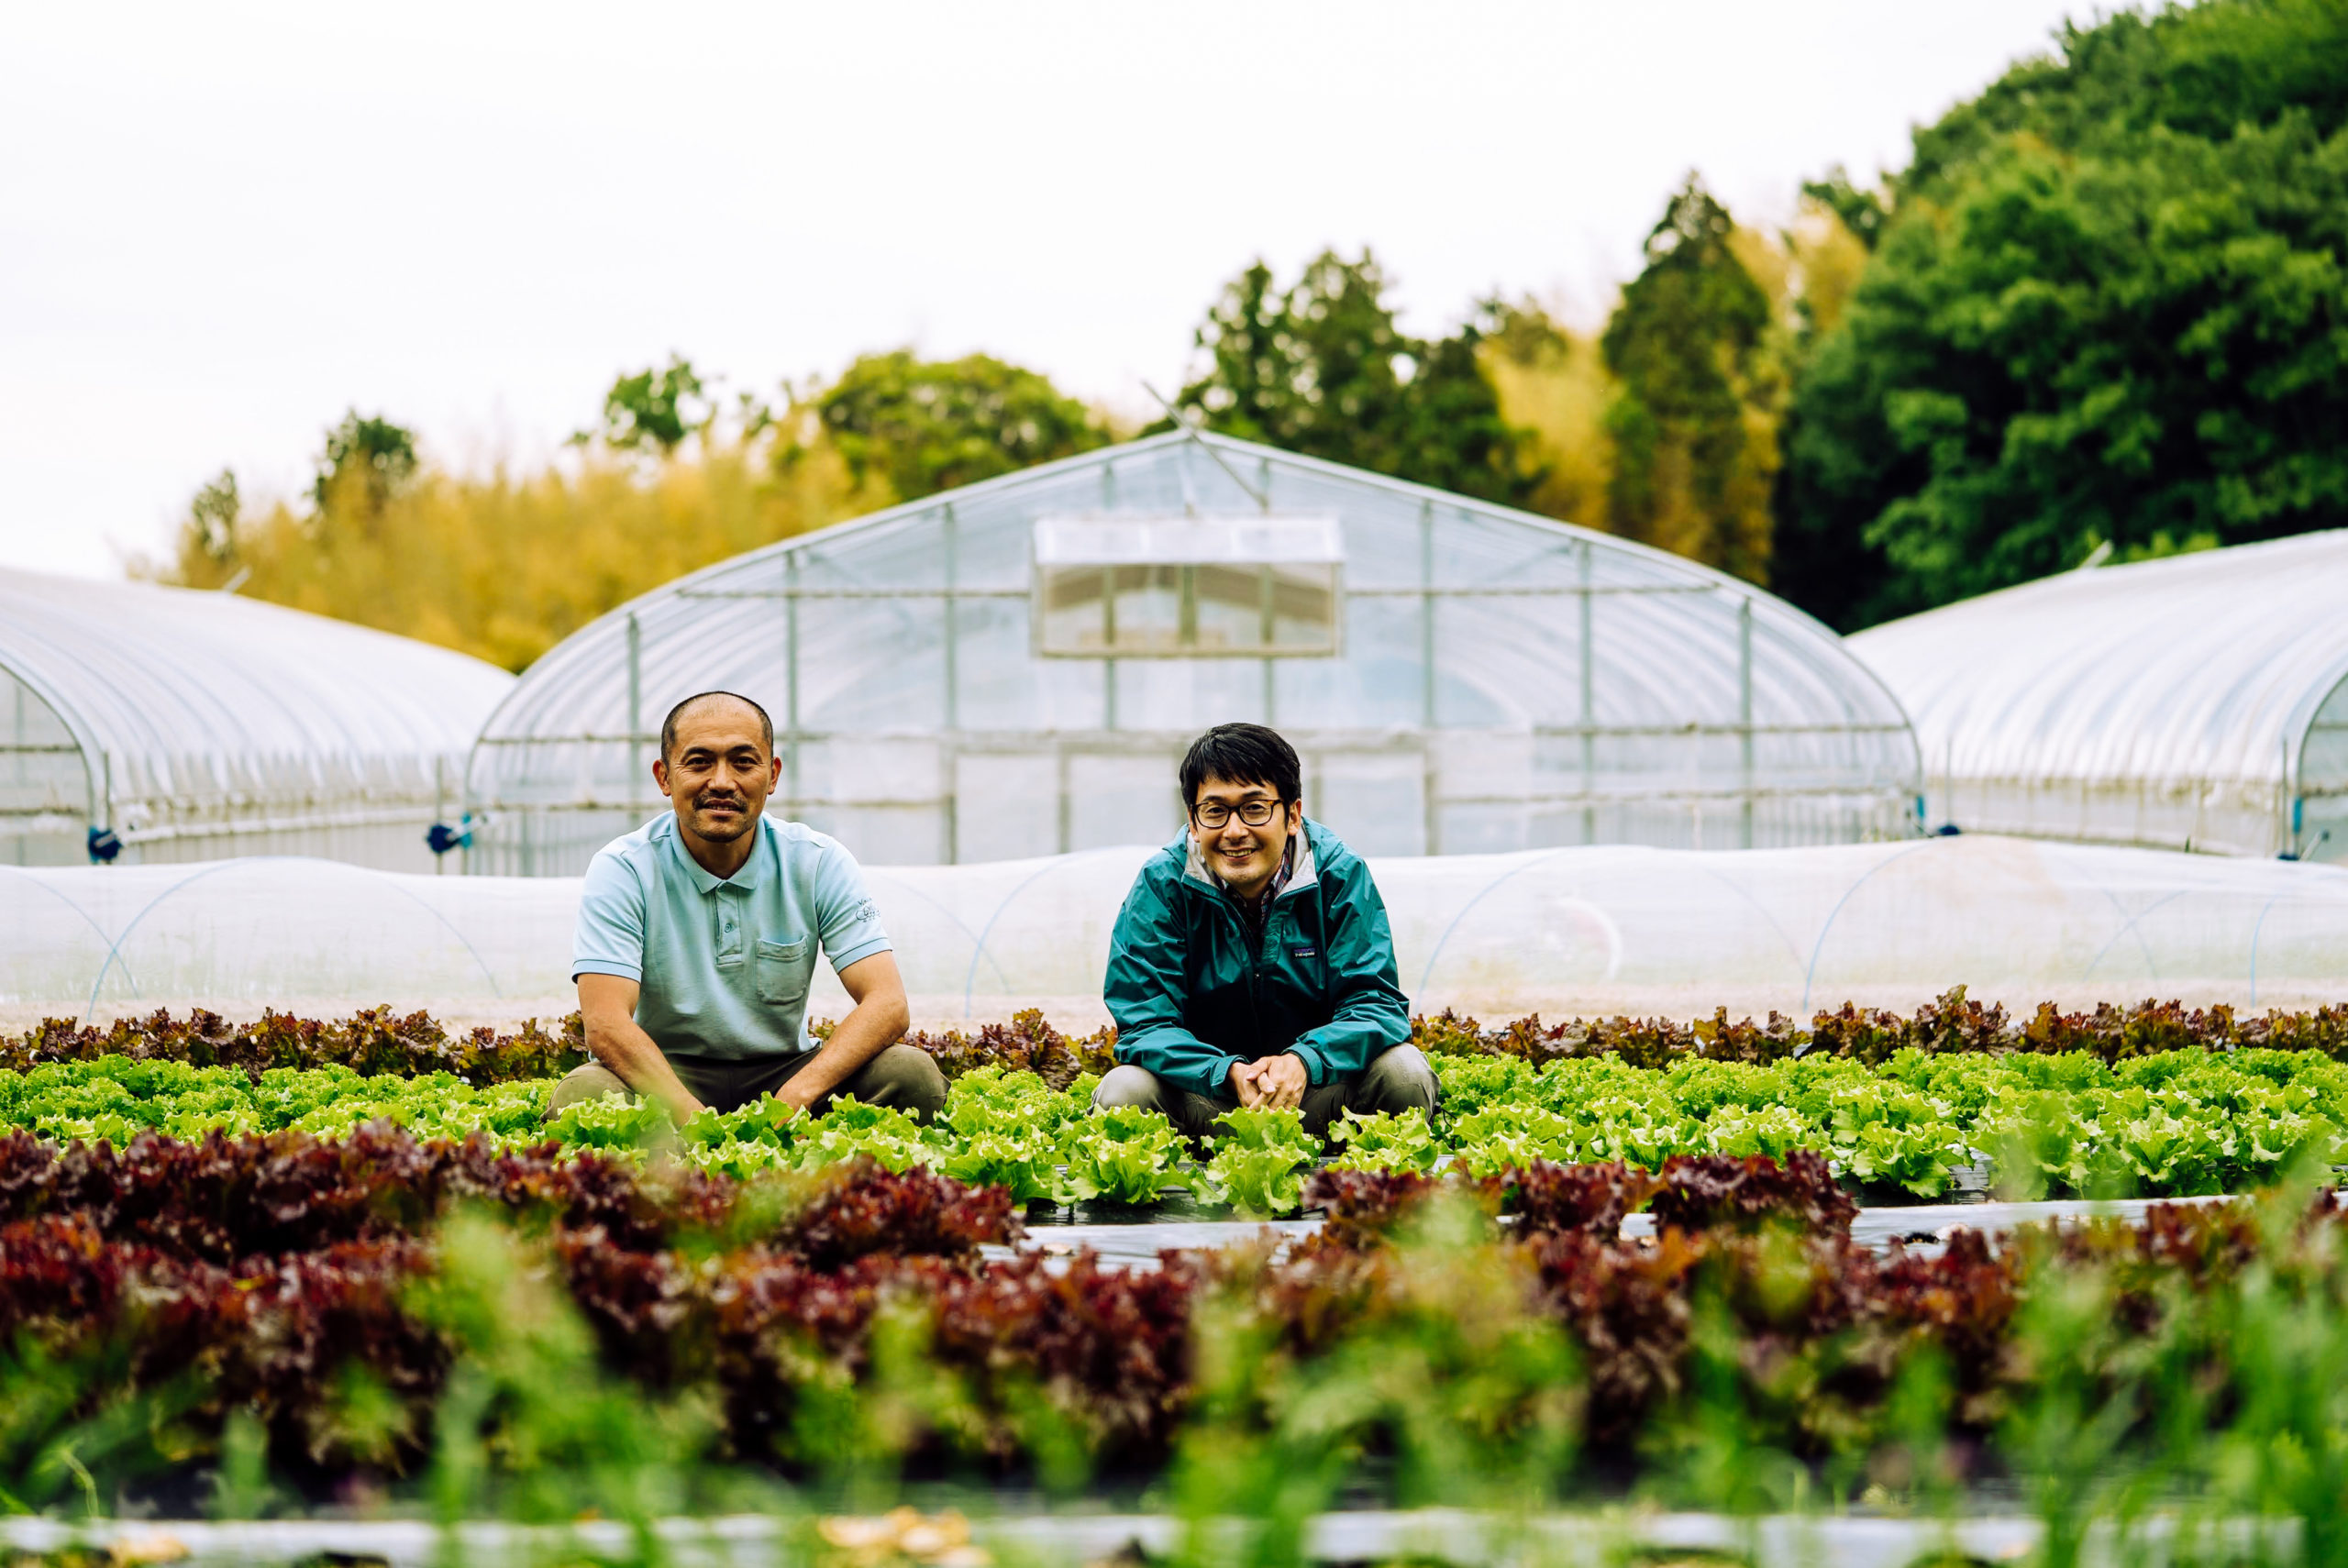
[547,1043,947,1122]
[1091,1043,1439,1141]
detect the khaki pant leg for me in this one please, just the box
[835,1043,948,1124]
[1300,1077,1354,1140]
[1091,1064,1227,1141]
[545,1063,632,1120]
[1349,1043,1440,1129]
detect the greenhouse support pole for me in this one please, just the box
[456,734,479,877]
[784,554,802,811]
[625,613,643,811]
[1260,560,1276,725]
[1056,749,1072,856]
[1420,501,1438,854]
[1102,567,1118,732]
[1739,595,1754,850]
[1418,502,1436,727]
[1578,541,1595,846]
[2284,733,2299,857]
[943,506,958,863]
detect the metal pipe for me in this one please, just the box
[1739,595,1754,851]
[625,613,643,810]
[1579,540,1595,846]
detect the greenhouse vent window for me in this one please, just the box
[1032,513,1343,657]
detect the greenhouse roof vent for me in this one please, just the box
[1031,513,1342,565]
[1033,513,1345,659]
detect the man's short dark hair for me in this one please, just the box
[660,690,774,761]
[1180,723,1301,809]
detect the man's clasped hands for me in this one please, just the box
[1229,1053,1310,1109]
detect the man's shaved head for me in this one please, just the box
[660,691,773,761]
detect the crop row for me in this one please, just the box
[6,1124,2348,1518]
[10,1035,2348,1203]
[11,989,2348,1088]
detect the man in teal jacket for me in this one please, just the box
[1094,723,1437,1139]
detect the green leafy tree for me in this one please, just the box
[312,412,417,515]
[1777,0,2348,628]
[1902,0,2348,194]
[1168,249,1533,505]
[1600,178,1779,581]
[814,349,1110,504]
[186,469,241,564]
[585,355,712,456]
[1801,166,1888,252]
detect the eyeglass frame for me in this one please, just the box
[1188,797,1293,830]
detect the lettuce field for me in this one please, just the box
[10,991,2348,1208]
[10,991,2348,1555]
[11,1127,2348,1535]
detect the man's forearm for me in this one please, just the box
[588,1021,703,1121]
[781,993,904,1105]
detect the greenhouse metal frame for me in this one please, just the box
[464,432,1922,873]
[0,569,515,871]
[1850,531,2348,864]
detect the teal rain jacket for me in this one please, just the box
[1102,818,1411,1100]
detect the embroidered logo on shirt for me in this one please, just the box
[1290,945,1318,959]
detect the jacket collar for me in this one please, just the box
[1180,818,1321,901]
[655,812,770,894]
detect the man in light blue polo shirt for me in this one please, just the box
[548,690,945,1124]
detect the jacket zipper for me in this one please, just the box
[1195,830,1319,1060]
[1233,888,1266,1053]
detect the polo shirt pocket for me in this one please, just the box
[753,937,810,1003]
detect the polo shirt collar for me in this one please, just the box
[658,813,770,894]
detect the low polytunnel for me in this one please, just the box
[463,431,1922,875]
[0,570,515,871]
[1850,531,2348,863]
[8,837,2344,1031]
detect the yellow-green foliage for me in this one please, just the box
[147,420,887,673]
[1484,319,1616,531]
[1488,199,1865,590]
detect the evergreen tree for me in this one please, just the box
[1168,249,1532,505]
[1600,178,1778,582]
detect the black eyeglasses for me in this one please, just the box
[1191,799,1284,829]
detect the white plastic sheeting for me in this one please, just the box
[465,432,1920,876]
[1850,532,2348,863]
[0,1510,2187,1568]
[6,835,2343,1031]
[0,570,515,870]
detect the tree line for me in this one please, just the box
[154,0,2348,660]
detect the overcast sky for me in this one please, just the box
[1,1,2096,579]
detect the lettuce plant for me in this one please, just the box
[1326,1108,1445,1174]
[792,1098,928,1175]
[1058,1106,1191,1205]
[1200,1107,1314,1217]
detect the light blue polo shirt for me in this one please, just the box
[571,812,892,1063]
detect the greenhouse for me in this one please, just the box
[0,569,515,870]
[463,431,1922,874]
[1850,531,2348,863]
